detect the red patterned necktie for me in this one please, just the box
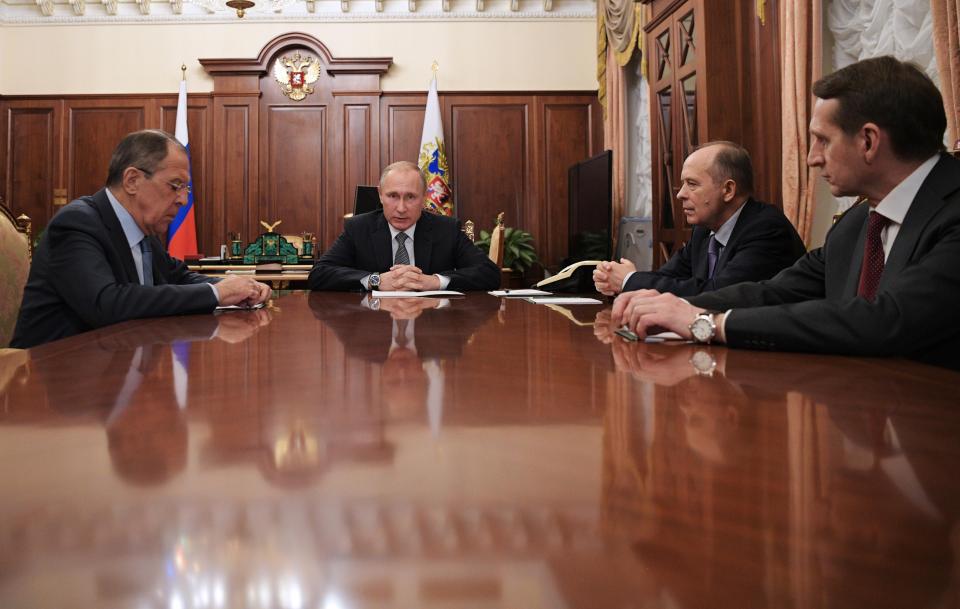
[857,211,890,301]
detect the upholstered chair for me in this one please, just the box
[0,198,31,348]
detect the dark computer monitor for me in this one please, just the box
[565,150,613,265]
[354,185,382,215]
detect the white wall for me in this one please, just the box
[0,20,597,94]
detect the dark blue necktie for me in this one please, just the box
[140,238,154,286]
[707,235,721,279]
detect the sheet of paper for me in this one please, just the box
[488,289,552,297]
[215,302,267,311]
[644,331,684,342]
[525,296,603,305]
[225,269,255,274]
[372,290,465,298]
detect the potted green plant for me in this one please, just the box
[475,226,539,287]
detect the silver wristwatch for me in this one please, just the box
[689,312,717,344]
[369,273,381,289]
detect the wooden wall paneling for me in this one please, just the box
[445,96,530,244]
[263,105,326,242]
[1,99,63,231]
[336,95,378,245]
[380,94,426,168]
[65,98,148,203]
[159,95,213,254]
[213,96,259,247]
[538,96,602,268]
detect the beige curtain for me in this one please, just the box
[932,0,960,150]
[597,0,646,242]
[780,1,821,245]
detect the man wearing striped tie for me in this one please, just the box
[13,130,271,348]
[309,161,499,292]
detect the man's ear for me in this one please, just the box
[861,122,882,164]
[121,166,142,196]
[721,178,737,202]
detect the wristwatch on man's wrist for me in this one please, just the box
[369,273,381,289]
[689,312,718,344]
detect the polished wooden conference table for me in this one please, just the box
[2,291,959,609]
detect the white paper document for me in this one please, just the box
[372,290,465,298]
[488,289,552,297]
[525,296,603,305]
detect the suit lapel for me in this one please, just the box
[880,155,960,292]
[92,190,140,284]
[370,213,393,270]
[414,213,434,273]
[840,204,868,298]
[690,227,710,279]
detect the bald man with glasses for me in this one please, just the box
[13,129,271,348]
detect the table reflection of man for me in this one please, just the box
[17,312,270,484]
[599,331,960,607]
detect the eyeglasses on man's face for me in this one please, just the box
[135,166,192,195]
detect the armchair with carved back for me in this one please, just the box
[0,196,32,348]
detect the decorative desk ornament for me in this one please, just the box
[273,52,320,102]
[228,231,243,259]
[243,220,300,264]
[302,232,316,258]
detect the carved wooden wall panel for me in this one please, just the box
[215,99,257,252]
[65,100,147,202]
[1,101,61,231]
[449,101,528,241]
[380,98,426,167]
[264,106,326,238]
[541,100,598,267]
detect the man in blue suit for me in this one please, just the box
[594,141,805,297]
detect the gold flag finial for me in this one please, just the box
[431,60,439,75]
[181,64,187,80]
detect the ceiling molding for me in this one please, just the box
[0,0,595,23]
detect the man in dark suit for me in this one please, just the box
[308,161,499,292]
[594,141,805,297]
[12,129,271,348]
[610,56,960,370]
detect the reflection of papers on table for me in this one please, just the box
[488,289,551,297]
[215,302,267,311]
[372,290,465,298]
[524,296,603,305]
[543,303,595,326]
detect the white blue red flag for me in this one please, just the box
[168,78,198,258]
[418,72,453,216]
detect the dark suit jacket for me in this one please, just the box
[12,189,219,349]
[690,153,960,370]
[308,210,500,292]
[624,198,806,296]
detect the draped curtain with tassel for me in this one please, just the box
[932,0,960,150]
[597,0,647,241]
[780,1,821,245]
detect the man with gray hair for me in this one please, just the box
[13,129,271,348]
[309,160,499,292]
[594,141,805,297]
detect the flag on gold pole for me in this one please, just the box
[418,62,454,216]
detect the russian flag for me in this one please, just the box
[167,78,198,259]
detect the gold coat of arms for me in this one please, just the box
[273,52,321,101]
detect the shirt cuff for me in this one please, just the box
[362,275,372,291]
[208,282,220,304]
[436,274,451,289]
[718,309,733,343]
[620,271,635,291]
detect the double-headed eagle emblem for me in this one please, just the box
[273,52,321,102]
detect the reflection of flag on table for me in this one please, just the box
[167,78,198,259]
[418,72,453,216]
